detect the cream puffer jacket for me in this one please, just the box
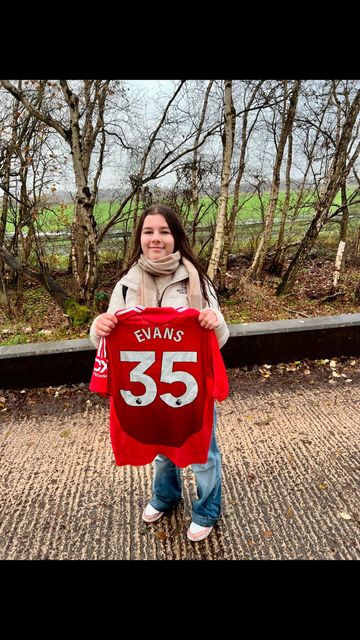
[90,263,229,349]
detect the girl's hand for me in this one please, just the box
[198,309,220,330]
[94,312,118,337]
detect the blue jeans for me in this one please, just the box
[150,410,221,527]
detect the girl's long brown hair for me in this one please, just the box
[118,204,216,306]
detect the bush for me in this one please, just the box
[63,298,92,326]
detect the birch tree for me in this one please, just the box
[207,80,236,281]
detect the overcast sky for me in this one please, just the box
[100,80,177,191]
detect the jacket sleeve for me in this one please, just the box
[89,281,126,348]
[202,282,229,349]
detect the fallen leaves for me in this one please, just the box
[154,530,167,541]
[263,530,273,539]
[259,367,271,379]
[338,512,352,520]
[254,416,275,426]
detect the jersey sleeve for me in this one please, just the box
[89,336,110,396]
[209,331,229,402]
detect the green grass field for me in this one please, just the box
[4,189,356,234]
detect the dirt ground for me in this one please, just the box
[1,255,360,347]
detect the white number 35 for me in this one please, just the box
[119,350,198,408]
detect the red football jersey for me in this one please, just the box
[90,306,228,467]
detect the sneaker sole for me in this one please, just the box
[186,526,213,542]
[142,510,164,523]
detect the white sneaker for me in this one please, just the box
[187,521,213,542]
[142,503,164,523]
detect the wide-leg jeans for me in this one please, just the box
[150,409,221,527]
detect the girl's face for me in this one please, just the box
[140,214,175,260]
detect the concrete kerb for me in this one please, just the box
[1,313,360,389]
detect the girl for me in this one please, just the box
[90,204,229,542]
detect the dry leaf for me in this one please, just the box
[154,530,167,540]
[286,507,294,518]
[319,482,328,490]
[263,530,273,538]
[60,429,71,438]
[255,416,274,426]
[338,512,352,520]
[260,371,271,378]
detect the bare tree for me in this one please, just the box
[218,80,264,290]
[97,81,224,245]
[207,80,236,281]
[248,80,301,278]
[277,87,360,296]
[269,124,293,275]
[0,81,61,314]
[188,81,214,226]
[0,79,112,303]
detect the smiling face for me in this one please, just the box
[140,214,175,260]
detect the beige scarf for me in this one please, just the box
[137,250,203,310]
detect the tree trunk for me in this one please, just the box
[333,240,346,289]
[218,95,248,290]
[332,182,349,289]
[270,129,293,275]
[71,192,98,303]
[249,81,300,279]
[0,246,70,310]
[207,80,236,281]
